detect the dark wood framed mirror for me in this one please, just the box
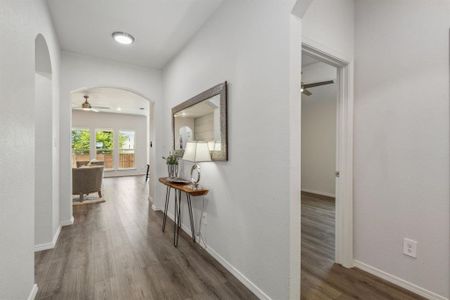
[172,82,228,161]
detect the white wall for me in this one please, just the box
[301,1,449,298]
[0,0,61,298]
[354,1,450,298]
[72,110,148,177]
[35,72,55,245]
[302,0,354,62]
[60,52,163,224]
[162,1,295,298]
[301,63,337,196]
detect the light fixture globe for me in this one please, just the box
[112,31,135,45]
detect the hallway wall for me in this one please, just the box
[162,1,295,298]
[301,1,449,298]
[0,0,61,298]
[35,72,55,246]
[354,1,450,297]
[302,0,354,62]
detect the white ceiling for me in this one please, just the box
[47,0,223,68]
[72,87,149,116]
[302,53,337,83]
[302,53,318,67]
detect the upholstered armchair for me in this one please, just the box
[72,166,104,200]
[76,160,104,168]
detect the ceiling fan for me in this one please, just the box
[301,80,334,96]
[73,96,110,112]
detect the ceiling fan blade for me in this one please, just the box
[302,89,312,96]
[303,80,334,89]
[91,108,99,112]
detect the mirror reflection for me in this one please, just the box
[174,94,221,152]
[172,82,227,161]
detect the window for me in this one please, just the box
[71,128,90,167]
[119,130,135,169]
[96,129,114,169]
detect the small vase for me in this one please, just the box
[168,164,178,178]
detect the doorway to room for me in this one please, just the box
[299,43,354,298]
[300,51,338,296]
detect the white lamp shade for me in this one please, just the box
[183,142,211,162]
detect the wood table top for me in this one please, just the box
[159,177,209,196]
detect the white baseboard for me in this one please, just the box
[354,260,448,300]
[165,211,272,300]
[35,216,74,252]
[27,284,38,300]
[202,240,272,300]
[34,224,61,252]
[301,189,335,198]
[61,216,74,226]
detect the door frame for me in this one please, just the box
[302,43,354,267]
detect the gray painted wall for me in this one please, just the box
[354,1,450,297]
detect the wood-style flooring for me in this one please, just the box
[35,176,257,300]
[301,192,425,300]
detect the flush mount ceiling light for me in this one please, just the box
[112,31,135,45]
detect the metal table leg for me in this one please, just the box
[162,186,171,232]
[173,190,178,246]
[175,190,182,247]
[186,194,196,243]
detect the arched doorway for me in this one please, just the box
[34,34,55,248]
[69,87,155,202]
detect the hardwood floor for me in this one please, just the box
[301,192,425,300]
[35,176,257,300]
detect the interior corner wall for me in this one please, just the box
[354,1,450,297]
[162,1,293,298]
[59,52,163,225]
[0,0,61,298]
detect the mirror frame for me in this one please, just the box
[172,81,228,161]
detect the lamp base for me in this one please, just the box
[190,163,201,189]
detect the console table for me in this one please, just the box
[159,177,209,247]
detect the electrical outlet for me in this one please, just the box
[403,238,417,258]
[202,212,207,225]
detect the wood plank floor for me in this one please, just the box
[35,176,257,300]
[301,192,425,300]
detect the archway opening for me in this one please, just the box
[34,34,55,248]
[69,87,155,202]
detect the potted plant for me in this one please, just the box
[162,151,181,178]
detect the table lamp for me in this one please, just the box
[182,141,211,188]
